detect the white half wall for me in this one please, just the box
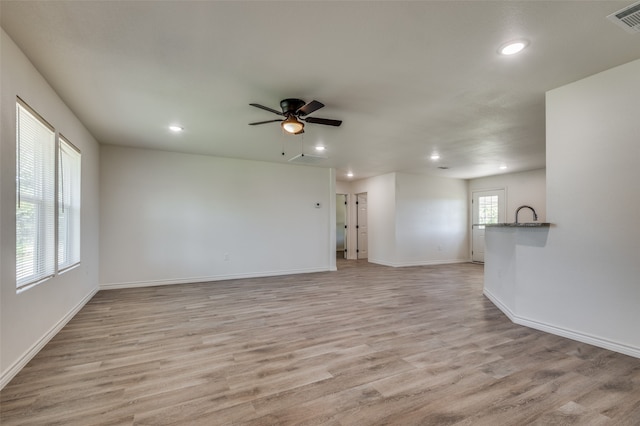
[1,29,101,388]
[470,169,546,223]
[100,145,333,287]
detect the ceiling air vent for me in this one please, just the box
[607,1,640,33]
[288,153,326,164]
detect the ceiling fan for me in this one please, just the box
[249,99,342,135]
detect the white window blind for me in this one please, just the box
[16,100,56,288]
[58,137,81,270]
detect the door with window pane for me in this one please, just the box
[472,189,505,262]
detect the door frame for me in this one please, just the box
[470,187,506,263]
[336,193,348,259]
[356,192,368,259]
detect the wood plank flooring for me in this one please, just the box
[2,260,639,425]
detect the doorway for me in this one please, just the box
[356,193,368,259]
[471,189,505,262]
[336,194,347,259]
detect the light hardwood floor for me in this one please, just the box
[1,260,639,425]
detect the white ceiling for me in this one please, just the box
[2,1,639,180]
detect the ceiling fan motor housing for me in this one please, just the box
[280,98,306,115]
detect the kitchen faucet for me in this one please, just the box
[515,205,538,223]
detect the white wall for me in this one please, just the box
[470,169,546,222]
[344,172,469,266]
[335,180,351,195]
[100,145,334,287]
[394,173,469,266]
[350,173,397,264]
[1,29,101,388]
[485,59,640,358]
[532,58,640,354]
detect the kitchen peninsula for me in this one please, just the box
[483,223,551,328]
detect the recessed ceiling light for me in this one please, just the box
[315,146,326,152]
[430,154,440,160]
[347,172,354,178]
[169,125,183,132]
[499,40,528,56]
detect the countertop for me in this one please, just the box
[482,223,551,228]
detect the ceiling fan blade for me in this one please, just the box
[303,116,342,127]
[248,119,283,126]
[297,100,324,116]
[249,103,283,116]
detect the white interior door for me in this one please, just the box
[357,193,368,259]
[472,189,505,262]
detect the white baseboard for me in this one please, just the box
[100,267,332,290]
[368,258,470,268]
[367,258,393,267]
[483,289,640,359]
[0,287,98,390]
[483,288,518,321]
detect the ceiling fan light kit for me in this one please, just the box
[281,115,304,134]
[249,98,342,135]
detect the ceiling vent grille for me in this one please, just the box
[607,1,640,33]
[287,153,326,164]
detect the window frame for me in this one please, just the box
[16,98,57,290]
[15,97,82,292]
[57,135,82,272]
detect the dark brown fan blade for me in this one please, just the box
[248,119,283,126]
[303,116,342,127]
[249,103,283,116]
[297,100,324,116]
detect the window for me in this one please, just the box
[16,101,56,288]
[58,137,81,270]
[16,99,81,290]
[477,195,499,229]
